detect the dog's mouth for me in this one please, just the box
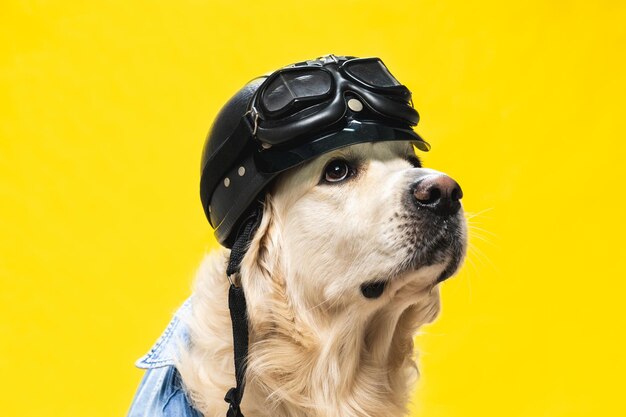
[401,213,467,282]
[359,214,466,300]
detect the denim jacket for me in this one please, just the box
[127,299,204,417]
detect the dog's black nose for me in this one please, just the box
[413,174,463,216]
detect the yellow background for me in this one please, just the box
[1,1,625,416]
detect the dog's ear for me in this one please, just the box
[239,196,316,399]
[238,196,313,348]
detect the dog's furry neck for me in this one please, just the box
[178,205,440,417]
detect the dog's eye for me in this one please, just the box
[406,155,422,168]
[323,159,354,183]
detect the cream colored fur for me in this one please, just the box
[178,142,466,417]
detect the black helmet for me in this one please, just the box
[200,54,430,248]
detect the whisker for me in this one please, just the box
[466,242,498,273]
[466,223,499,239]
[464,207,494,221]
[467,230,496,246]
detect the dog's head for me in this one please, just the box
[186,140,468,415]
[241,140,467,325]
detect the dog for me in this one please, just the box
[172,140,467,417]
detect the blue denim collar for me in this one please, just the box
[135,298,192,369]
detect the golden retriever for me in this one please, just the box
[177,140,467,417]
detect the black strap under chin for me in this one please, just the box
[224,208,261,417]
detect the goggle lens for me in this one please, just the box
[344,59,401,88]
[262,70,333,113]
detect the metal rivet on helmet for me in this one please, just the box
[347,98,364,112]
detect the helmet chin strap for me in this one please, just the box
[223,207,262,417]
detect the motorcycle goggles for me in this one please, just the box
[200,56,430,208]
[249,56,421,147]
